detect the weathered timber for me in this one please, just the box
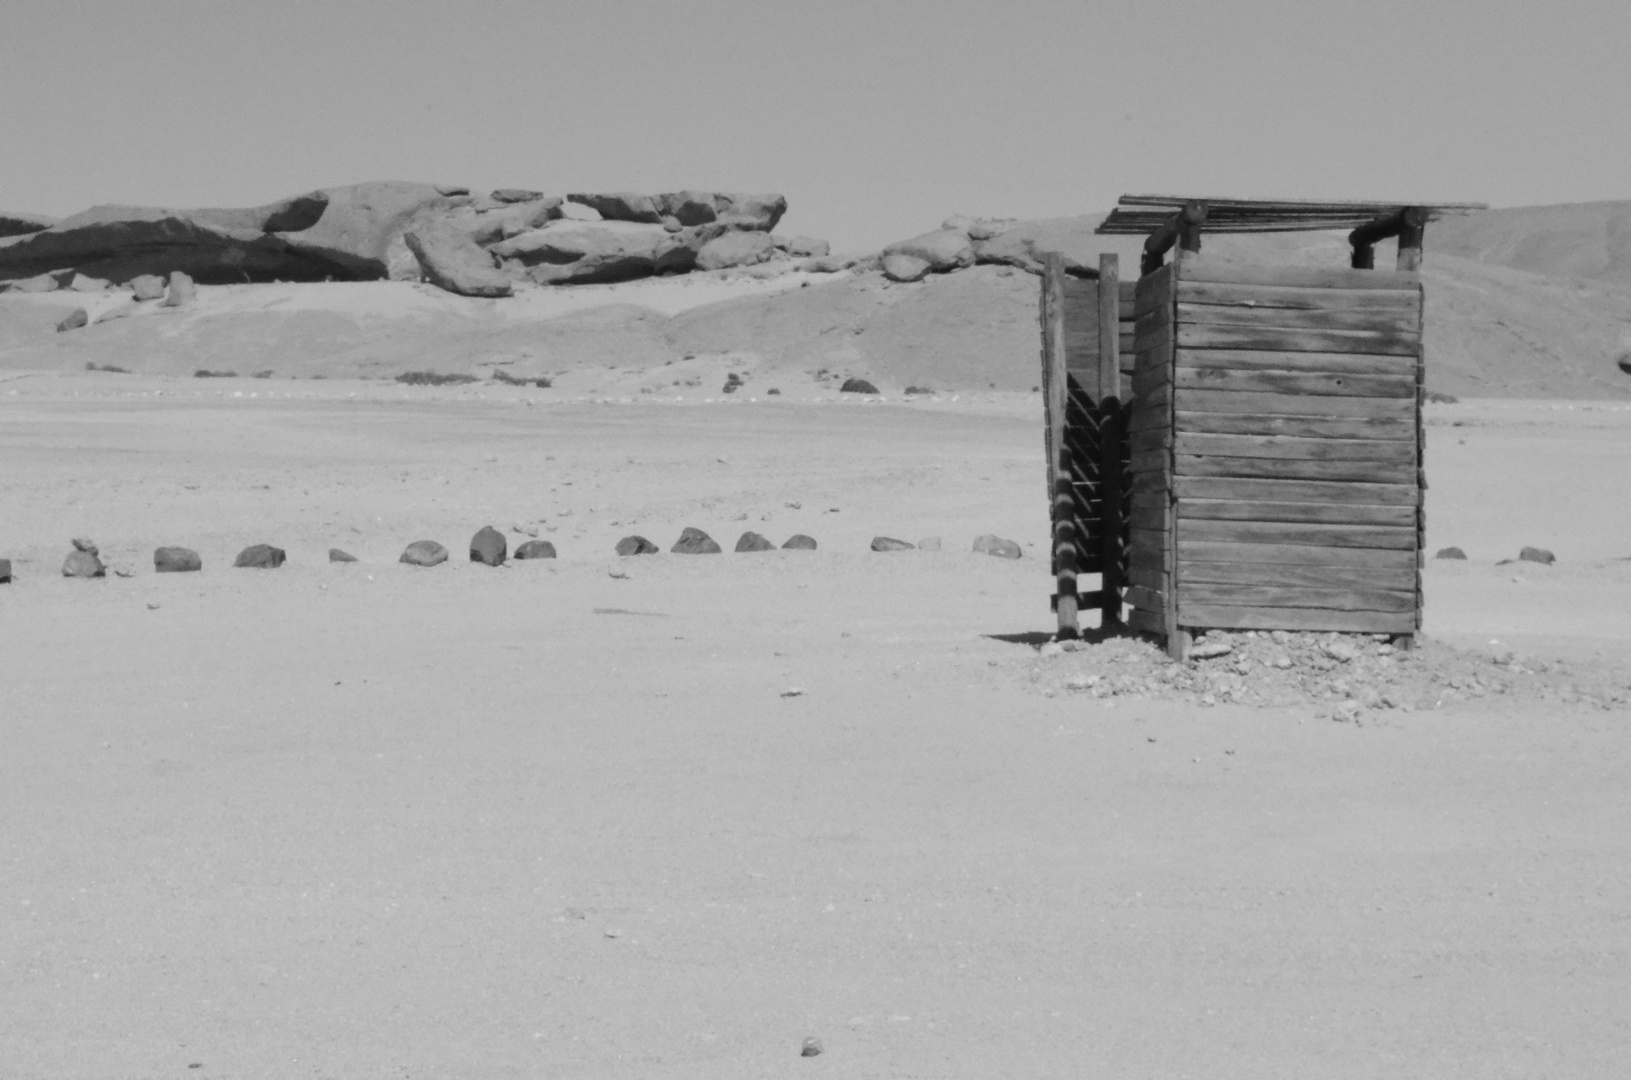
[1180,561,1417,590]
[1176,303,1418,334]
[1128,408,1171,434]
[1179,499,1418,526]
[1175,455,1417,484]
[1130,490,1167,514]
[1175,411,1414,440]
[1128,505,1165,531]
[1172,476,1419,505]
[1098,254,1122,403]
[1125,584,1166,612]
[1180,583,1417,613]
[1129,427,1174,453]
[1176,604,1417,634]
[1180,519,1416,549]
[1116,194,1485,213]
[1130,447,1171,474]
[1133,315,1174,356]
[1177,540,1416,569]
[1174,389,1414,419]
[1041,255,1068,504]
[1178,256,1418,291]
[1132,263,1175,316]
[1131,368,1171,398]
[1127,566,1169,591]
[1175,348,1417,378]
[1173,369,1416,398]
[1175,433,1416,463]
[1177,280,1420,312]
[1126,608,1166,635]
[1174,323,1419,356]
[1130,529,1173,570]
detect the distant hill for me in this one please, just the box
[5,203,1630,399]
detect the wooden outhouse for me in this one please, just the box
[1040,195,1483,659]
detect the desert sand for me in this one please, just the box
[2,361,1629,1077]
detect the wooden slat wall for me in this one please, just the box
[1063,279,1138,381]
[1169,255,1424,635]
[1125,262,1175,637]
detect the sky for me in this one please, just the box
[2,0,1628,251]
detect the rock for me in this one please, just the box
[615,535,659,556]
[71,537,99,555]
[329,548,358,562]
[56,308,87,332]
[1333,700,1363,723]
[62,549,105,577]
[942,214,976,234]
[0,210,57,238]
[917,536,943,551]
[655,191,719,226]
[491,220,670,285]
[881,253,931,282]
[9,272,59,292]
[1435,546,1468,560]
[971,216,1101,275]
[234,544,286,569]
[514,539,558,559]
[0,558,9,583]
[695,230,776,271]
[128,273,166,301]
[883,228,975,272]
[1324,639,1358,663]
[712,193,787,231]
[1519,546,1556,565]
[871,536,914,552]
[400,540,449,566]
[672,527,722,554]
[1618,351,1631,376]
[566,192,662,224]
[153,546,201,573]
[469,525,507,565]
[1189,640,1233,660]
[557,201,602,222]
[782,534,818,550]
[734,531,774,552]
[491,188,544,203]
[840,378,878,394]
[457,197,564,246]
[69,273,110,292]
[972,534,1022,559]
[802,255,848,273]
[785,236,829,258]
[800,1037,823,1058]
[403,223,512,297]
[164,271,196,306]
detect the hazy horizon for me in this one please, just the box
[4,0,1627,251]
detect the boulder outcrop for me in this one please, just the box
[404,223,513,298]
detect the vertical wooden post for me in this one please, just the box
[1041,254,1078,639]
[1162,254,1188,662]
[1097,253,1123,630]
[1396,206,1427,271]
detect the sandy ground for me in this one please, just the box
[2,374,1630,1078]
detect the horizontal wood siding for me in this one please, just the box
[1170,258,1425,634]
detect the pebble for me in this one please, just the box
[615,535,658,556]
[1189,641,1233,660]
[870,536,914,552]
[470,525,507,566]
[1039,642,1064,659]
[1435,546,1468,560]
[971,533,1022,559]
[234,544,286,569]
[801,1037,823,1057]
[734,531,774,552]
[1324,640,1358,663]
[672,526,722,554]
[1518,546,1556,565]
[329,548,358,563]
[62,550,106,578]
[514,539,558,560]
[781,534,818,550]
[400,540,449,567]
[917,536,943,552]
[154,546,202,573]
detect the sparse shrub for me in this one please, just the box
[1426,391,1458,404]
[396,371,478,386]
[491,370,552,388]
[905,385,932,395]
[253,370,274,379]
[194,369,238,378]
[85,362,131,373]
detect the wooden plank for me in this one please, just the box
[1127,566,1169,591]
[1180,583,1417,613]
[1126,607,1166,634]
[1133,261,1175,313]
[1180,499,1417,527]
[1177,302,1418,335]
[1127,407,1169,435]
[1097,258,1126,631]
[1098,254,1122,403]
[1176,433,1415,463]
[1177,604,1417,634]
[1128,505,1165,531]
[1129,427,1173,453]
[1177,279,1420,312]
[1133,380,1173,412]
[1178,255,1418,291]
[1179,540,1417,569]
[1174,388,1415,420]
[1175,323,1419,356]
[1180,519,1416,549]
[1173,368,1416,398]
[1133,317,1173,356]
[1173,476,1418,506]
[1179,540,1416,569]
[1175,455,1416,484]
[1041,257,1068,503]
[1130,490,1167,513]
[1130,529,1173,571]
[1174,348,1417,377]
[1062,276,1099,373]
[1175,411,1414,440]
[1125,584,1166,612]
[1130,368,1171,398]
[1130,470,1168,495]
[1130,447,1170,474]
[1180,561,1417,590]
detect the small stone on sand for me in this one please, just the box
[400,540,449,566]
[234,544,286,569]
